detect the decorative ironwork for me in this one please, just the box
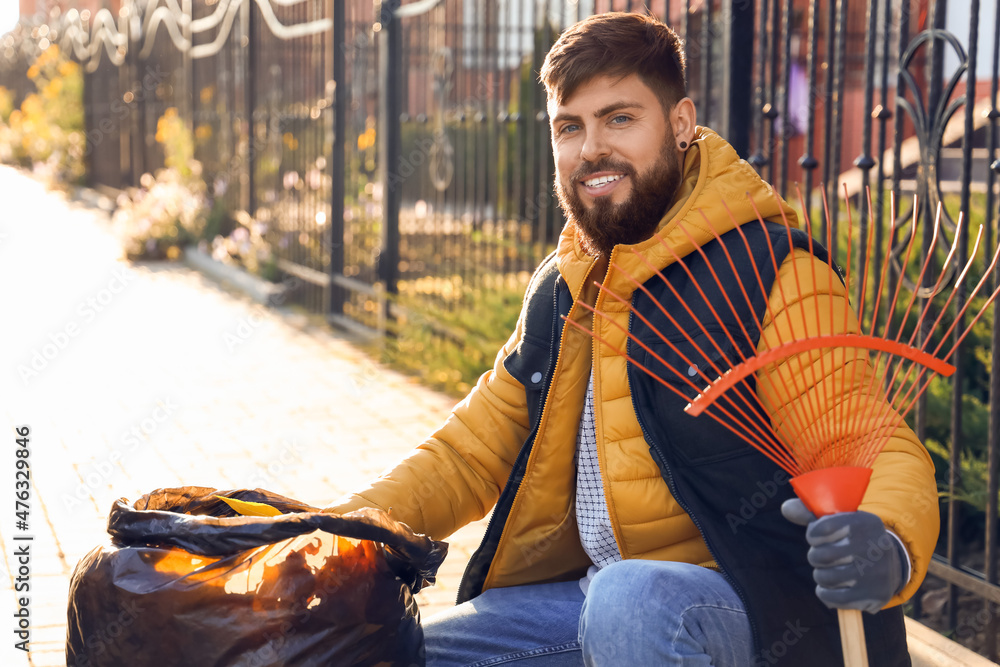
[55,0,330,71]
[890,29,968,298]
[428,46,454,193]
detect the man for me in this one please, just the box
[326,12,938,666]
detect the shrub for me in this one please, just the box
[112,108,208,260]
[0,44,85,184]
[112,168,208,260]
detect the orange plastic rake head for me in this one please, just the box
[685,332,954,517]
[565,188,1000,518]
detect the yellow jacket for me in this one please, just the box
[327,127,939,610]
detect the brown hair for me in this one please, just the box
[540,12,687,112]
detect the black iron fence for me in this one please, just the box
[3,0,1000,658]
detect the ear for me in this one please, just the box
[670,97,697,150]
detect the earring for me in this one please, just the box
[679,141,688,149]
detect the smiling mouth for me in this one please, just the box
[581,174,625,187]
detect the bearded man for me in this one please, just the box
[325,12,938,666]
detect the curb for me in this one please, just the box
[182,246,289,306]
[906,617,999,666]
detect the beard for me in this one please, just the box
[555,142,683,257]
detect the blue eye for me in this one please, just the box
[610,115,630,124]
[558,123,580,135]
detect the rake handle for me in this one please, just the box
[838,609,869,667]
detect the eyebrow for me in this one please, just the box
[551,100,646,127]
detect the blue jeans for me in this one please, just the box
[423,560,753,666]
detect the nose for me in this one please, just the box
[580,128,610,163]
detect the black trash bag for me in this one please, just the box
[66,487,448,667]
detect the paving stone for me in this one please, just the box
[0,167,481,665]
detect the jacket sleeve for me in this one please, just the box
[322,318,532,541]
[755,247,940,607]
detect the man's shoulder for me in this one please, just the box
[524,250,561,296]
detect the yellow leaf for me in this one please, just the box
[214,495,283,517]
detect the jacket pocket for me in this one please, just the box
[632,328,767,466]
[637,328,744,391]
[503,331,552,431]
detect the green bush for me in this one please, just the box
[0,44,85,184]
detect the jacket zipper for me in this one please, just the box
[455,257,596,603]
[625,304,763,656]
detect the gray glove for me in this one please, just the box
[781,498,907,615]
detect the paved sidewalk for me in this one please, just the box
[0,166,486,666]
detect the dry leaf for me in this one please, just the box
[215,495,283,517]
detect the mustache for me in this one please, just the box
[571,158,636,182]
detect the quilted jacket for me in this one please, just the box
[326,127,938,625]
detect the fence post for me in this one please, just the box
[722,0,754,159]
[243,0,256,217]
[182,0,193,141]
[82,57,94,188]
[329,0,346,317]
[378,0,401,312]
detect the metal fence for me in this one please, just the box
[3,0,1000,658]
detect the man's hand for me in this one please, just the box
[781,498,906,614]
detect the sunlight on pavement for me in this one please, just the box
[0,167,479,666]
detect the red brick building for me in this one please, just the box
[19,0,120,20]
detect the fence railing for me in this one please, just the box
[2,0,999,658]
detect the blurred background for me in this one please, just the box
[1,0,999,663]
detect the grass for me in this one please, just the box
[362,276,529,397]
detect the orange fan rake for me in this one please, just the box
[564,188,1000,667]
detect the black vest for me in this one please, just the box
[459,222,910,666]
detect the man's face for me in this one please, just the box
[549,73,683,257]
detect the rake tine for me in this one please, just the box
[587,284,793,460]
[888,218,979,408]
[866,196,921,424]
[847,202,949,464]
[865,188,896,339]
[900,206,960,352]
[841,187,883,465]
[604,262,735,373]
[895,240,1000,420]
[789,186,840,455]
[708,203,820,457]
[895,202,947,348]
[882,194,921,344]
[818,185,852,468]
[678,210,816,430]
[623,240,812,455]
[880,231,991,442]
[766,188,840,459]
[670,215,760,350]
[667,215,821,449]
[567,305,800,473]
[837,183,865,467]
